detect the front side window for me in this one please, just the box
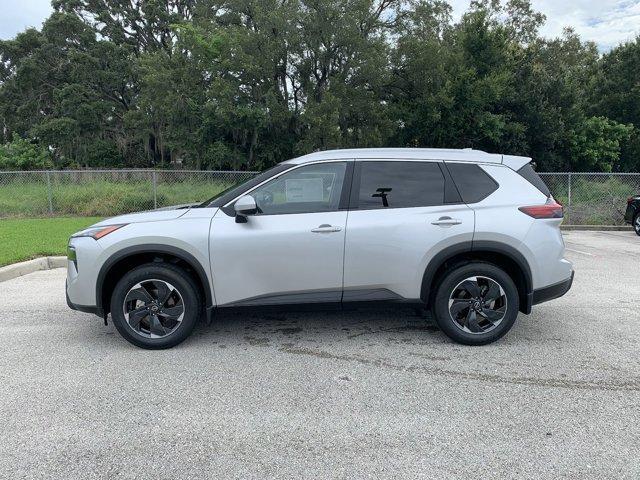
[248,162,347,215]
[355,161,445,209]
[204,164,290,208]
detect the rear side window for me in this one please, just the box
[355,161,444,209]
[517,163,550,197]
[446,163,498,203]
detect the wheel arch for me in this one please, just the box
[421,241,533,314]
[96,244,213,317]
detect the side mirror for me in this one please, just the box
[234,195,257,223]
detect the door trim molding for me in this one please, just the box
[219,288,343,307]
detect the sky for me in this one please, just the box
[0,0,638,51]
[449,0,640,51]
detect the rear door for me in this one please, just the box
[342,160,475,302]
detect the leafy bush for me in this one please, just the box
[0,138,53,170]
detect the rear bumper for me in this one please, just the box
[532,270,574,306]
[624,204,637,223]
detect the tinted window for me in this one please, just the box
[249,162,347,215]
[355,161,445,209]
[517,163,550,197]
[446,163,498,204]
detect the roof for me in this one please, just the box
[286,148,530,169]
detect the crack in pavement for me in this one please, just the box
[279,345,640,392]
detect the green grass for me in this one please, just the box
[0,217,102,266]
[0,179,236,217]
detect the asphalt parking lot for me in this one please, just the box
[0,231,639,479]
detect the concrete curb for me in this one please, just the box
[561,225,632,231]
[0,256,67,283]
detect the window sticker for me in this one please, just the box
[323,172,337,198]
[285,177,324,202]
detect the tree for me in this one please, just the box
[510,29,600,170]
[589,37,640,171]
[0,13,137,167]
[0,0,638,171]
[569,116,633,172]
[389,0,538,153]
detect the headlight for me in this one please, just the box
[71,224,127,240]
[67,245,78,270]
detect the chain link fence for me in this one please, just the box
[539,173,640,225]
[0,169,638,225]
[0,170,258,218]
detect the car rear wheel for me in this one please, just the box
[432,262,519,345]
[634,213,640,236]
[110,263,202,349]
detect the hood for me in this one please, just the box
[92,204,197,227]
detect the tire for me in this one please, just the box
[110,263,202,349]
[634,213,640,236]
[432,262,519,346]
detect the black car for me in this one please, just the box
[625,195,640,235]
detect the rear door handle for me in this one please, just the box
[431,216,462,227]
[311,224,342,233]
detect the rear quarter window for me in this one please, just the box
[445,163,498,204]
[516,163,550,197]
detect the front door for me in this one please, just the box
[209,161,350,306]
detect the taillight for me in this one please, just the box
[518,199,563,219]
[628,197,635,204]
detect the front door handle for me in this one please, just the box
[311,224,342,233]
[431,216,462,227]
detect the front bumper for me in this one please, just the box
[65,236,103,313]
[66,280,103,318]
[532,270,574,306]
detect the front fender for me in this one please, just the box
[94,217,215,312]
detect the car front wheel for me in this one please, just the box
[432,262,519,345]
[634,213,640,236]
[110,263,202,349]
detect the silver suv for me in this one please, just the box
[66,148,573,349]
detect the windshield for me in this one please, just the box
[199,164,292,207]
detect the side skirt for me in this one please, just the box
[214,288,424,315]
[214,299,425,316]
